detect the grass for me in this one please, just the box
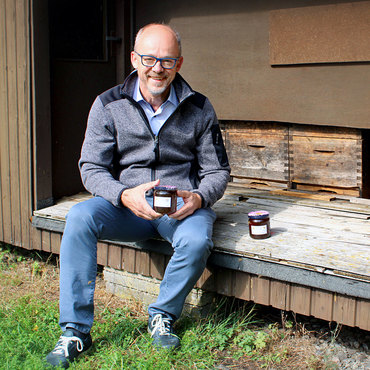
[0,243,333,369]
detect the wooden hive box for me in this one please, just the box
[289,125,363,196]
[224,121,289,187]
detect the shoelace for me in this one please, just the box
[51,335,84,358]
[150,314,172,336]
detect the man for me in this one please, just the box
[46,23,230,368]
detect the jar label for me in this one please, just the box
[251,225,268,235]
[154,196,171,208]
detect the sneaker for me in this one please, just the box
[148,314,180,349]
[45,329,92,368]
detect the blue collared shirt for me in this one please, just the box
[133,77,179,135]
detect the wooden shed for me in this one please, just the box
[1,0,370,330]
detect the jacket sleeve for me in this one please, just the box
[192,98,231,207]
[79,97,127,207]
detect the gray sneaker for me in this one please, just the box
[45,329,92,368]
[148,314,180,349]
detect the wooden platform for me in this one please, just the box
[32,184,370,330]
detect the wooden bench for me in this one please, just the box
[32,183,370,330]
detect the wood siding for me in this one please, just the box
[0,0,32,249]
[30,233,370,331]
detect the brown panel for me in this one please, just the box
[149,251,166,280]
[135,250,150,276]
[41,230,51,252]
[0,0,10,243]
[332,293,356,327]
[215,268,234,296]
[355,299,370,331]
[122,247,136,273]
[159,1,370,128]
[289,284,311,316]
[16,0,31,250]
[97,241,108,266]
[50,232,61,254]
[6,0,22,247]
[251,276,270,305]
[270,2,370,65]
[31,226,42,251]
[270,280,290,311]
[233,271,251,301]
[310,289,333,322]
[108,244,122,270]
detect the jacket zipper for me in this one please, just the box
[124,92,194,183]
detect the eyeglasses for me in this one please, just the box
[134,51,180,69]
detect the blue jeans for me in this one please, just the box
[59,196,216,334]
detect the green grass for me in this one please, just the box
[0,243,327,369]
[0,293,257,369]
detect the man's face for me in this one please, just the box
[131,25,183,102]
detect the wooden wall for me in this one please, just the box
[0,0,32,250]
[135,0,370,129]
[31,231,370,331]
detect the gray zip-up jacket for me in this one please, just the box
[79,71,230,208]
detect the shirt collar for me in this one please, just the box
[133,76,178,107]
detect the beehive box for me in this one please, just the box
[289,125,363,196]
[224,121,289,187]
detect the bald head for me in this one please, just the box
[134,24,182,57]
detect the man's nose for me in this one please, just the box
[152,60,164,72]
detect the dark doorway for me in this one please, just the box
[49,0,118,200]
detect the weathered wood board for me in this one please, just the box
[34,185,370,281]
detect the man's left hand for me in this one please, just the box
[169,191,202,220]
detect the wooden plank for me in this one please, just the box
[270,2,370,65]
[332,293,356,327]
[41,230,51,252]
[135,250,150,276]
[233,271,251,301]
[290,125,361,139]
[251,275,270,305]
[50,232,61,254]
[289,284,311,316]
[0,0,12,244]
[15,0,31,249]
[108,244,122,270]
[270,280,290,311]
[196,266,214,291]
[149,251,165,280]
[122,247,135,273]
[355,299,370,331]
[30,226,42,251]
[6,0,22,246]
[215,268,234,296]
[294,184,360,198]
[97,241,108,266]
[310,289,333,322]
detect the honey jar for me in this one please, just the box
[248,210,271,239]
[153,186,177,214]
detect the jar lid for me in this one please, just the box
[154,185,177,191]
[248,210,269,219]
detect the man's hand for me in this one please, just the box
[121,180,162,220]
[169,191,202,220]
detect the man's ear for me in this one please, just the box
[131,51,138,69]
[176,56,184,72]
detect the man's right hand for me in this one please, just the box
[121,179,162,220]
